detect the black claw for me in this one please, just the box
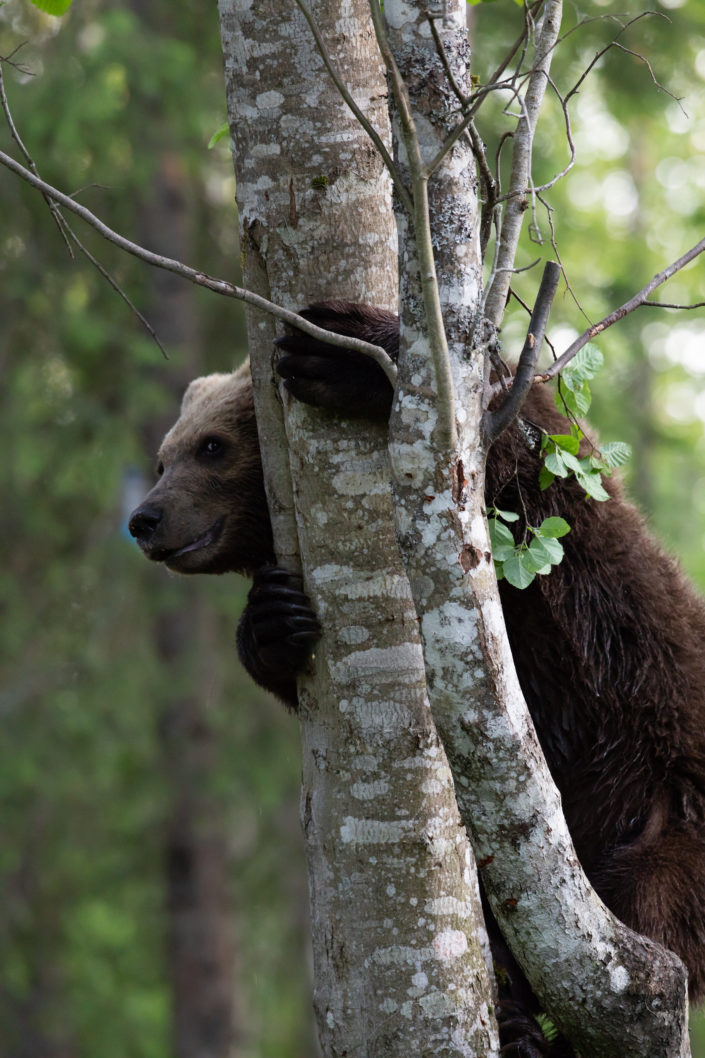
[287,630,321,645]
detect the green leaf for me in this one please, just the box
[599,441,632,468]
[560,451,584,475]
[502,553,537,589]
[575,470,610,502]
[555,381,591,418]
[207,122,230,149]
[529,535,564,567]
[537,516,571,539]
[27,0,73,13]
[538,466,555,491]
[488,519,516,549]
[536,1014,560,1044]
[544,451,570,478]
[488,517,518,562]
[522,545,551,574]
[491,508,520,523]
[564,344,604,383]
[549,433,580,455]
[492,542,517,562]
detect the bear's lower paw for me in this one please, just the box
[237,566,321,708]
[496,1002,570,1058]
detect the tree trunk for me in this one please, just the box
[383,3,690,1054]
[218,2,499,1055]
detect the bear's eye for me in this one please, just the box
[197,436,227,459]
[156,461,164,477]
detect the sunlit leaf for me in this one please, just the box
[564,344,604,383]
[537,516,571,538]
[599,441,632,468]
[549,433,580,455]
[575,469,610,502]
[208,122,230,149]
[27,0,73,14]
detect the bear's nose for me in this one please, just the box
[129,504,163,542]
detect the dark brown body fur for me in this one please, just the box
[488,382,705,1001]
[130,302,705,1037]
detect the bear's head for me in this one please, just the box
[128,365,273,575]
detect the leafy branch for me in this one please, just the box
[489,508,570,589]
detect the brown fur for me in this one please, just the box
[133,366,272,576]
[133,316,705,1008]
[488,382,705,1000]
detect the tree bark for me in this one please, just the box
[218,2,499,1055]
[383,2,690,1055]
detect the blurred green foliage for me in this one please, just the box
[1,0,705,1055]
[0,1,309,1056]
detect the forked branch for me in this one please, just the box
[484,260,560,442]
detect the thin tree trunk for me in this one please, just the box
[383,3,690,1054]
[218,2,499,1055]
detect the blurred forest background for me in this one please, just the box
[1,1,704,1055]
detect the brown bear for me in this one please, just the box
[129,302,705,1056]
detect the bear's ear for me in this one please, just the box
[180,375,217,414]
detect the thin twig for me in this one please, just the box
[62,219,170,359]
[467,120,498,257]
[538,237,705,382]
[563,11,682,112]
[535,189,585,320]
[468,0,543,117]
[0,59,73,255]
[368,0,456,449]
[483,1,563,327]
[1,57,169,356]
[644,300,705,310]
[0,147,398,384]
[507,73,575,199]
[425,11,468,108]
[484,261,561,442]
[508,287,557,358]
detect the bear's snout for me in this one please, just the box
[129,503,163,544]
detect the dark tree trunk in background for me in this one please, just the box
[137,154,240,1058]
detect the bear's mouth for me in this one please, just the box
[151,516,225,564]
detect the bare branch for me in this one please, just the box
[517,73,575,198]
[484,260,560,442]
[369,0,457,449]
[539,237,705,382]
[0,59,73,256]
[467,120,498,257]
[644,300,705,310]
[292,0,413,215]
[483,1,563,327]
[508,285,558,358]
[424,12,468,108]
[0,146,398,384]
[63,219,170,359]
[563,11,682,112]
[468,0,543,117]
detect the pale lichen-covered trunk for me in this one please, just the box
[383,3,690,1055]
[217,2,498,1055]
